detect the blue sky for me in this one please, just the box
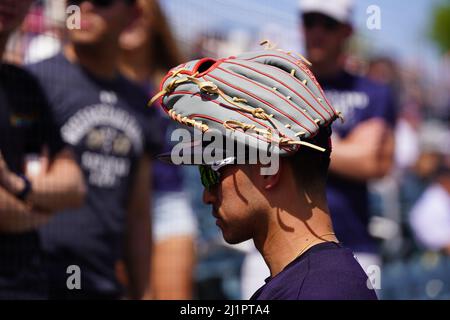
[162,0,446,75]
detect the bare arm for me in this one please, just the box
[0,186,50,233]
[123,154,152,299]
[0,148,85,212]
[330,118,395,182]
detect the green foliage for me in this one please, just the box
[430,3,450,54]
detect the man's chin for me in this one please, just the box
[69,32,104,47]
[306,49,327,64]
[222,231,251,245]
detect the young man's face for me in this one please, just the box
[202,165,265,244]
[301,13,351,66]
[0,0,33,36]
[67,0,136,46]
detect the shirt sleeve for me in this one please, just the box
[30,75,66,158]
[367,83,398,128]
[10,67,66,159]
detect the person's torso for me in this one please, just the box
[28,54,155,294]
[320,71,396,253]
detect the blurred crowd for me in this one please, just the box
[1,0,449,300]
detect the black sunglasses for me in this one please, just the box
[68,0,134,8]
[302,13,340,31]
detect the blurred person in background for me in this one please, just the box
[299,0,397,277]
[28,0,161,299]
[22,0,65,64]
[409,122,450,254]
[119,0,197,299]
[0,0,85,299]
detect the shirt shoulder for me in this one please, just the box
[0,63,65,156]
[251,243,378,300]
[299,245,378,300]
[27,54,66,81]
[0,63,50,116]
[116,77,162,155]
[351,73,397,119]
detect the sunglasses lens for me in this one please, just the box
[199,166,220,190]
[303,14,339,30]
[324,18,339,30]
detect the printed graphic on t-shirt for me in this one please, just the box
[324,89,369,130]
[60,91,144,188]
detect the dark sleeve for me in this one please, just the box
[3,65,65,158]
[368,84,398,128]
[27,74,65,158]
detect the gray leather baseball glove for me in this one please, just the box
[150,46,342,156]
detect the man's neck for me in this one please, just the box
[254,204,337,277]
[119,45,153,83]
[310,60,342,81]
[64,43,119,80]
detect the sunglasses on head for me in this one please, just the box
[68,0,134,8]
[302,13,340,31]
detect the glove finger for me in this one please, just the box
[204,65,319,138]
[222,59,334,126]
[236,49,337,117]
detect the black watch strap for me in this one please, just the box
[16,174,32,201]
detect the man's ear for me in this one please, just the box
[260,161,282,190]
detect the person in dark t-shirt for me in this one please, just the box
[0,0,85,299]
[299,0,396,279]
[241,0,397,298]
[251,242,375,300]
[28,0,161,299]
[151,46,377,299]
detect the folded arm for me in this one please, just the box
[330,118,395,182]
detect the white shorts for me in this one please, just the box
[152,191,198,242]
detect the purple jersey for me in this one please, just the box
[250,242,377,300]
[320,71,397,253]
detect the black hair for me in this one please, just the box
[288,127,332,190]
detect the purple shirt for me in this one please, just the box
[250,242,377,300]
[320,71,397,253]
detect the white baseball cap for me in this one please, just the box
[299,0,354,25]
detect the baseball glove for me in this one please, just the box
[149,43,342,156]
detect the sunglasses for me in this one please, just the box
[302,14,340,31]
[199,165,221,190]
[68,0,134,8]
[198,156,237,190]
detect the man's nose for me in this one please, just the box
[202,187,216,205]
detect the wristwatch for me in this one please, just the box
[16,174,32,201]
